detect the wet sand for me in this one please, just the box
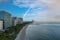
[15,25,29,40]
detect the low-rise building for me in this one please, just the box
[17,18,23,24]
[12,17,18,26]
[12,17,23,26]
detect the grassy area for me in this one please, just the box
[0,22,32,40]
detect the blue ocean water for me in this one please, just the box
[26,22,60,40]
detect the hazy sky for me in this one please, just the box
[0,0,60,22]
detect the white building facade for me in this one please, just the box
[12,17,23,26]
[12,17,18,26]
[0,11,12,30]
[17,18,23,24]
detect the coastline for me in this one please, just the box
[0,22,32,40]
[15,24,29,40]
[15,22,33,40]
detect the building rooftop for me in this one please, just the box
[0,11,11,15]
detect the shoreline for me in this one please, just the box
[0,22,32,40]
[15,24,29,40]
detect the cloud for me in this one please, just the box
[13,0,60,22]
[13,0,34,7]
[13,0,51,8]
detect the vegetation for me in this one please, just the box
[0,22,32,40]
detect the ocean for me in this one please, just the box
[25,22,60,40]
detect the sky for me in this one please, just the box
[0,0,28,17]
[0,0,60,22]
